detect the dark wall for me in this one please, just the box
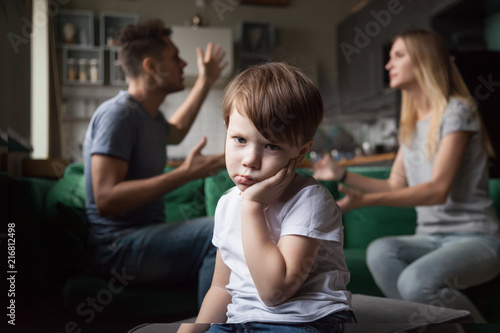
[2,0,31,140]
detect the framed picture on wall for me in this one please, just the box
[242,0,287,5]
[241,22,275,54]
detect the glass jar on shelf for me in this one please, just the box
[67,58,77,82]
[78,58,89,82]
[107,27,115,46]
[114,59,124,82]
[89,58,99,83]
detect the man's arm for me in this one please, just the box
[92,137,224,217]
[168,43,228,144]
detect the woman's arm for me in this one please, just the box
[339,131,471,212]
[313,148,407,193]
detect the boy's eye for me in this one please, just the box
[234,137,246,144]
[265,144,280,151]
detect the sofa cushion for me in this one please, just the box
[349,294,471,332]
[46,163,91,279]
[341,166,417,249]
[342,206,417,249]
[204,169,235,216]
[489,178,500,219]
[163,167,206,222]
[128,294,471,333]
[344,248,383,296]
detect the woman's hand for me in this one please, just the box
[196,42,228,85]
[313,153,345,181]
[243,159,298,207]
[336,183,363,213]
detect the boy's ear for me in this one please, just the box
[296,140,314,163]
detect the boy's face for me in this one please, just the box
[225,108,306,192]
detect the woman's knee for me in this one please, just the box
[366,237,400,268]
[397,265,437,303]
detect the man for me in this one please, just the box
[83,20,226,305]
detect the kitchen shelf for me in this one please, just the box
[109,48,128,86]
[55,9,94,48]
[100,11,139,48]
[62,47,104,85]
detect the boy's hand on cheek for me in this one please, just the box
[243,158,298,207]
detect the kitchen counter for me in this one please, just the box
[337,152,396,167]
[167,152,396,169]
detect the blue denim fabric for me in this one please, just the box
[87,217,216,307]
[366,233,500,308]
[206,311,354,333]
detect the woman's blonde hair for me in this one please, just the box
[396,29,494,158]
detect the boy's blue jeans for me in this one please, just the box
[207,310,355,333]
[366,233,500,311]
[87,217,216,307]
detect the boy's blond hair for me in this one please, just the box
[222,63,324,147]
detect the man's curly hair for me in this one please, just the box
[117,20,172,79]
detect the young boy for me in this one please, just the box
[182,63,353,332]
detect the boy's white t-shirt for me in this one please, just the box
[213,175,351,323]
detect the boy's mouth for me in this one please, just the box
[235,175,255,185]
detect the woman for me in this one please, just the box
[313,29,500,322]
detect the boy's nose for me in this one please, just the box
[242,149,261,169]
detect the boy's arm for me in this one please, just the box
[180,249,231,333]
[197,249,232,323]
[241,161,323,307]
[242,202,322,307]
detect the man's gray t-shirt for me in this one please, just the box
[84,90,170,245]
[401,98,499,237]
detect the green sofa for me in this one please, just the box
[10,163,500,330]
